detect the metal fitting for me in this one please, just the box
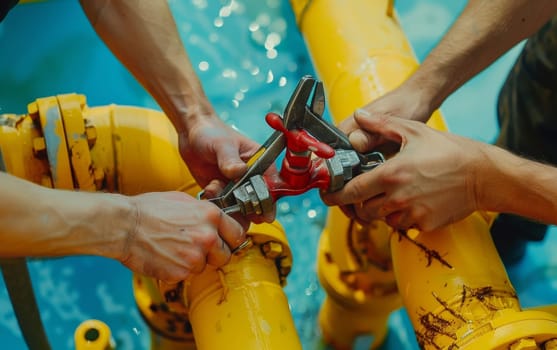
[261,241,283,259]
[231,175,274,216]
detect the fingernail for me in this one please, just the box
[349,129,367,145]
[355,109,371,118]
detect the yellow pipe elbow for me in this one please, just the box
[0,93,196,193]
[83,103,197,195]
[1,94,301,349]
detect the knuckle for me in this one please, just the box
[204,203,224,223]
[386,196,407,210]
[380,167,402,186]
[345,179,366,202]
[200,232,219,250]
[172,267,192,282]
[215,253,231,267]
[186,249,206,267]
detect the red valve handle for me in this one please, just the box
[265,113,334,158]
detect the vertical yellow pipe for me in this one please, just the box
[290,0,557,349]
[317,207,400,349]
[290,0,446,130]
[186,222,300,350]
[290,0,424,347]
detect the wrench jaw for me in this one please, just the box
[282,75,318,130]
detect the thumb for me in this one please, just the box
[353,109,412,146]
[215,143,248,180]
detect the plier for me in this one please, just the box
[205,75,385,217]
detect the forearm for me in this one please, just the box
[475,145,557,225]
[406,0,557,116]
[80,0,211,133]
[0,172,133,259]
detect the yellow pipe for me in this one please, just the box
[74,319,115,350]
[137,221,299,350]
[0,94,301,349]
[186,222,299,349]
[291,0,557,349]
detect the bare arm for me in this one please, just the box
[476,144,557,226]
[0,171,133,258]
[79,0,209,133]
[79,0,264,197]
[403,0,557,119]
[0,172,245,282]
[342,0,557,153]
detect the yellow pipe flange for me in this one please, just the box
[57,93,96,191]
[462,310,557,349]
[0,113,50,185]
[29,96,74,189]
[133,274,196,347]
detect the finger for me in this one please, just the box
[203,179,226,199]
[385,211,403,229]
[214,143,248,180]
[217,210,247,248]
[336,114,360,134]
[229,212,251,231]
[322,170,385,206]
[338,204,356,220]
[348,129,381,153]
[353,110,413,146]
[206,235,232,267]
[356,194,388,220]
[385,211,414,231]
[189,250,208,275]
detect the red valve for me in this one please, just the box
[265,113,334,157]
[263,112,334,198]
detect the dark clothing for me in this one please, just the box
[0,0,18,22]
[492,16,557,265]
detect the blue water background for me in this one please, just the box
[1,0,556,349]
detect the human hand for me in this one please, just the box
[337,83,435,153]
[120,191,246,283]
[178,114,260,189]
[180,113,278,224]
[321,114,485,232]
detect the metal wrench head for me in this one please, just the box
[282,75,319,130]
